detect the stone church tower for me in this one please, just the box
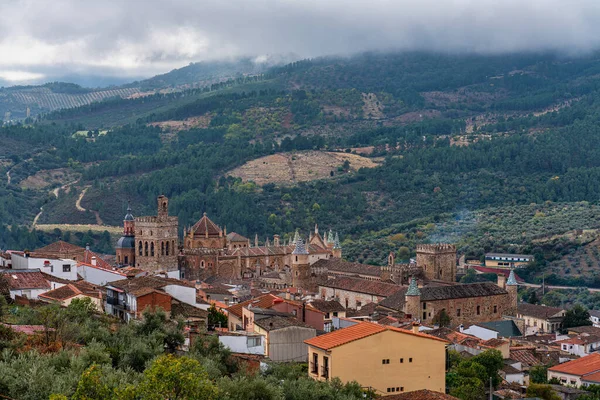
[116,205,135,266]
[416,244,457,283]
[404,277,421,320]
[291,236,311,289]
[134,195,179,274]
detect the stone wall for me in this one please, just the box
[416,244,457,283]
[418,293,513,325]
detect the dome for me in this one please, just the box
[124,205,134,221]
[116,235,135,249]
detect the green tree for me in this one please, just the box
[527,384,561,400]
[530,365,548,384]
[134,354,219,400]
[563,304,592,331]
[72,364,112,400]
[449,376,485,400]
[471,349,504,387]
[208,304,227,329]
[432,309,451,327]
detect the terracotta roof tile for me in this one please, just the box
[312,258,381,277]
[39,284,82,301]
[226,294,280,318]
[309,299,345,313]
[227,232,249,242]
[549,353,600,375]
[82,250,113,270]
[191,213,222,237]
[582,371,600,383]
[320,277,402,297]
[109,275,194,293]
[36,240,85,255]
[0,270,50,290]
[304,321,447,351]
[517,303,564,319]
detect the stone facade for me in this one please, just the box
[416,244,457,283]
[416,292,514,325]
[134,196,179,273]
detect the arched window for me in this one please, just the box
[166,241,170,256]
[201,260,205,268]
[172,241,175,254]
[144,242,148,256]
[161,241,165,256]
[150,231,153,236]
[151,242,155,257]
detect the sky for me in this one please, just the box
[2,0,600,86]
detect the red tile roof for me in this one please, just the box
[226,294,281,318]
[82,249,113,270]
[304,321,447,351]
[39,284,82,301]
[549,353,600,375]
[0,270,51,290]
[191,213,222,237]
[320,276,403,297]
[36,240,85,255]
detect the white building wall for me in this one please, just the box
[219,335,265,355]
[9,288,49,300]
[163,284,196,306]
[12,254,77,281]
[461,325,499,341]
[77,265,126,286]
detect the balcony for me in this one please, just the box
[107,297,130,310]
[310,361,319,375]
[321,366,329,379]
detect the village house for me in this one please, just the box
[252,312,316,362]
[516,303,566,335]
[11,251,78,281]
[104,275,197,322]
[308,299,346,332]
[38,281,102,309]
[0,269,52,299]
[548,353,600,387]
[555,333,600,357]
[305,322,448,396]
[589,310,600,328]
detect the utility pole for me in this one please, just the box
[489,377,493,400]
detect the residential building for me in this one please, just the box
[11,252,78,281]
[77,259,145,286]
[304,322,448,397]
[227,293,325,332]
[218,332,266,355]
[485,253,533,269]
[104,275,196,322]
[38,281,102,309]
[555,334,600,357]
[252,314,316,362]
[589,310,600,328]
[516,303,566,335]
[0,269,52,299]
[548,353,600,386]
[309,299,346,332]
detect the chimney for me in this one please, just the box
[86,243,90,251]
[91,256,97,266]
[285,290,291,300]
[412,322,420,334]
[497,274,506,289]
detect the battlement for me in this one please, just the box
[416,243,456,253]
[135,216,178,223]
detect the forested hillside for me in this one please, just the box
[4,51,600,285]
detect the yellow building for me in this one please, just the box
[304,322,448,397]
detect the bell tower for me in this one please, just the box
[116,204,136,266]
[291,236,311,289]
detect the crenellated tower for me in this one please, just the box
[416,243,457,283]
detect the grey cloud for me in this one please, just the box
[2,0,600,84]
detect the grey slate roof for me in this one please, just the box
[478,320,523,338]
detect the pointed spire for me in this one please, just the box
[254,233,259,247]
[406,277,421,296]
[507,269,518,286]
[292,235,309,255]
[315,224,319,234]
[266,237,270,247]
[124,202,134,221]
[327,229,334,244]
[333,232,341,249]
[293,230,300,244]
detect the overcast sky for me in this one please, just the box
[2,0,600,85]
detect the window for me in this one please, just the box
[423,312,427,320]
[333,312,338,317]
[325,313,330,319]
[247,337,261,347]
[400,358,404,363]
[356,301,362,308]
[423,302,427,310]
[62,264,71,273]
[311,353,319,374]
[382,359,390,364]
[409,358,413,363]
[476,305,480,315]
[401,387,404,392]
[457,309,461,317]
[493,305,497,313]
[50,265,54,273]
[150,242,155,257]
